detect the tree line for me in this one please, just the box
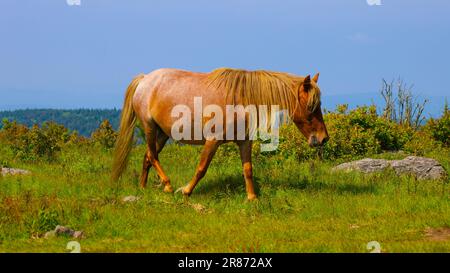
[0,109,120,136]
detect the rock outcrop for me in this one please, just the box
[333,156,447,180]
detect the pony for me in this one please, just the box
[111,68,329,200]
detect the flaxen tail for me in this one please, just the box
[111,74,145,183]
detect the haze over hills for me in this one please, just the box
[1,88,447,119]
[1,91,447,112]
[0,91,447,137]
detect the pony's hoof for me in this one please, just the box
[247,194,258,201]
[163,184,174,193]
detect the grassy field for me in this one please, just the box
[0,143,449,253]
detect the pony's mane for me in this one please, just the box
[205,68,321,119]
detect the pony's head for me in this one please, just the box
[292,73,329,147]
[206,68,329,147]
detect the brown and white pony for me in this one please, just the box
[111,68,328,200]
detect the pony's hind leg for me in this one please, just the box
[141,120,173,193]
[177,140,221,196]
[140,130,169,188]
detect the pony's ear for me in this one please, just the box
[300,75,312,95]
[304,75,311,85]
[302,75,312,92]
[313,73,319,83]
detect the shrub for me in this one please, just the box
[0,99,445,164]
[425,102,450,146]
[327,105,382,156]
[403,130,439,155]
[66,130,88,145]
[0,120,70,161]
[91,120,118,149]
[0,119,28,144]
[272,104,420,161]
[41,121,70,146]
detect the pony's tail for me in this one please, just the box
[111,74,145,183]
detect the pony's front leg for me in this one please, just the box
[178,140,221,197]
[237,140,257,201]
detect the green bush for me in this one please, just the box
[91,120,118,149]
[402,130,439,155]
[425,103,450,146]
[0,102,446,164]
[0,120,72,161]
[272,104,425,161]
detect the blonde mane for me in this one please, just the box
[206,68,321,120]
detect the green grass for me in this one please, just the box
[0,143,449,253]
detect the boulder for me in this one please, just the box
[390,156,447,180]
[333,156,447,180]
[332,158,390,173]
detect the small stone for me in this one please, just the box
[73,231,84,239]
[1,167,31,176]
[44,231,56,238]
[190,203,207,213]
[54,225,75,236]
[122,195,140,202]
[44,225,84,239]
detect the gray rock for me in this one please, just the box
[73,230,85,239]
[333,158,390,173]
[333,156,447,180]
[44,231,56,238]
[390,156,448,180]
[55,225,75,236]
[1,167,31,176]
[45,225,84,239]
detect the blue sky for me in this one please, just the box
[0,0,449,116]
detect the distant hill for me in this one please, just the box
[0,109,121,136]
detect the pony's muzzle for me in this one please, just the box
[309,135,329,147]
[308,135,319,147]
